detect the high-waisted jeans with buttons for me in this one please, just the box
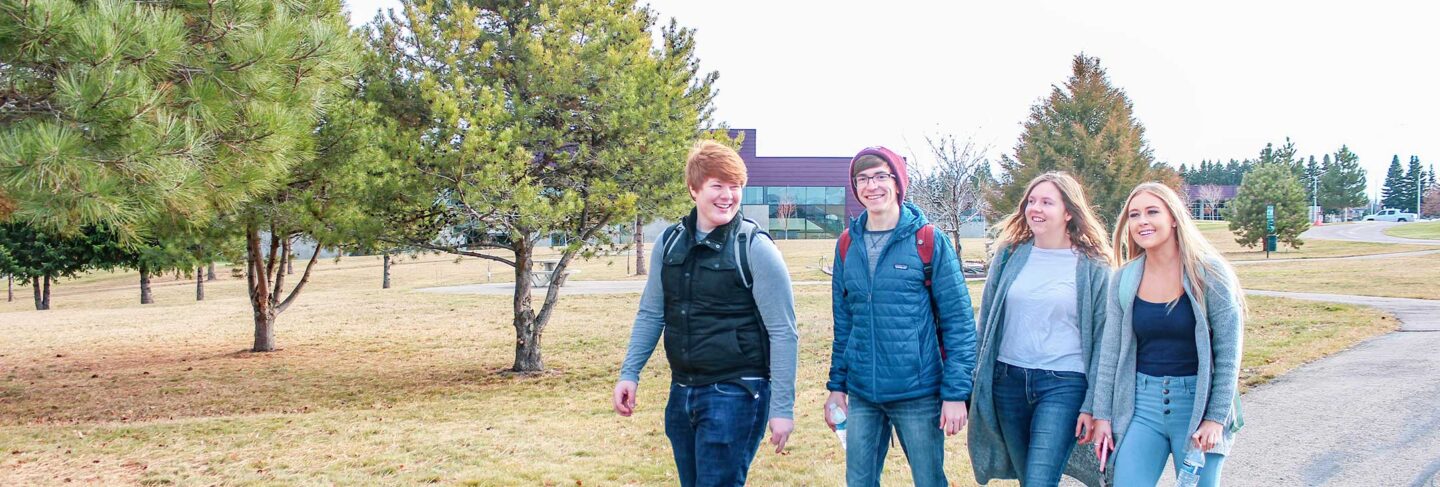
[1113,373,1226,487]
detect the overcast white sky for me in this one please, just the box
[344,0,1439,197]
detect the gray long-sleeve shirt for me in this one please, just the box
[618,230,799,419]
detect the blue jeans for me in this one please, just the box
[845,393,947,487]
[1113,374,1226,487]
[993,362,1088,487]
[664,379,770,487]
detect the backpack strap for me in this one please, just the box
[837,230,852,263]
[659,222,686,261]
[916,224,936,287]
[915,224,945,359]
[733,218,767,289]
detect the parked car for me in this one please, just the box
[1363,208,1419,222]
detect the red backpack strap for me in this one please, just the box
[838,231,852,263]
[916,224,936,287]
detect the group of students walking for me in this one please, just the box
[614,141,1245,486]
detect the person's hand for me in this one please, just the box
[823,391,848,432]
[768,418,794,453]
[939,401,968,436]
[613,380,638,417]
[1192,420,1224,452]
[1075,412,1096,444]
[1092,419,1115,471]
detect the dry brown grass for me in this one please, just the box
[0,238,1401,485]
[1234,254,1440,300]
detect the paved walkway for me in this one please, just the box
[1227,290,1440,486]
[1229,248,1440,265]
[1223,224,1440,485]
[1301,221,1440,245]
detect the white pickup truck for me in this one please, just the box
[1363,209,1419,222]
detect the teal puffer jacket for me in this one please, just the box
[826,203,978,403]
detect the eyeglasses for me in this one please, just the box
[854,173,896,186]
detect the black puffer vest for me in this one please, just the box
[659,209,769,386]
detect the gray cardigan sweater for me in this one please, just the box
[968,243,1111,486]
[1091,254,1245,467]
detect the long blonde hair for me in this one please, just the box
[1112,182,1245,314]
[992,172,1113,266]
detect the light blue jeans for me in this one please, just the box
[845,393,947,487]
[1114,373,1226,487]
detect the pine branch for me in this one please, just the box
[275,240,322,314]
[405,241,517,267]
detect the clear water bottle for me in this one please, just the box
[827,403,847,451]
[1176,447,1206,487]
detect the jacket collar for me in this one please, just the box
[847,201,927,239]
[1116,254,1200,306]
[666,207,741,264]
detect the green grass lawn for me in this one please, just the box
[1384,220,1440,240]
[0,240,1401,485]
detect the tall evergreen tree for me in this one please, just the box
[1304,155,1320,205]
[1404,156,1425,213]
[1226,162,1309,249]
[993,54,1160,222]
[1319,146,1367,218]
[1382,155,1407,210]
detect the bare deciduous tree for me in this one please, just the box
[908,134,991,253]
[776,198,798,240]
[1193,184,1226,221]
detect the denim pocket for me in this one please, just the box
[711,380,762,398]
[1047,370,1086,381]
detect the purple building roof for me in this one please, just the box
[1182,184,1239,201]
[730,129,865,218]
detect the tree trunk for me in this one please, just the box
[382,253,392,289]
[247,225,277,352]
[246,225,322,353]
[41,275,51,310]
[252,306,277,352]
[511,242,543,372]
[196,267,205,301]
[32,276,43,310]
[284,239,295,275]
[207,262,216,281]
[139,265,154,304]
[6,274,11,302]
[634,214,647,276]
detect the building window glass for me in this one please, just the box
[744,186,764,205]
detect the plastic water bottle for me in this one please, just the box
[1176,447,1206,487]
[827,403,847,451]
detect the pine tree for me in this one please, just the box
[0,0,357,242]
[1404,156,1425,213]
[993,54,1160,223]
[1304,155,1320,205]
[370,0,720,372]
[1382,155,1407,210]
[1319,146,1367,219]
[1226,162,1310,249]
[0,223,127,310]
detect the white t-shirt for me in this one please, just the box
[997,246,1084,373]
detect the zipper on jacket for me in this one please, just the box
[856,212,916,398]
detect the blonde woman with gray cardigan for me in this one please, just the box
[1091,183,1246,487]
